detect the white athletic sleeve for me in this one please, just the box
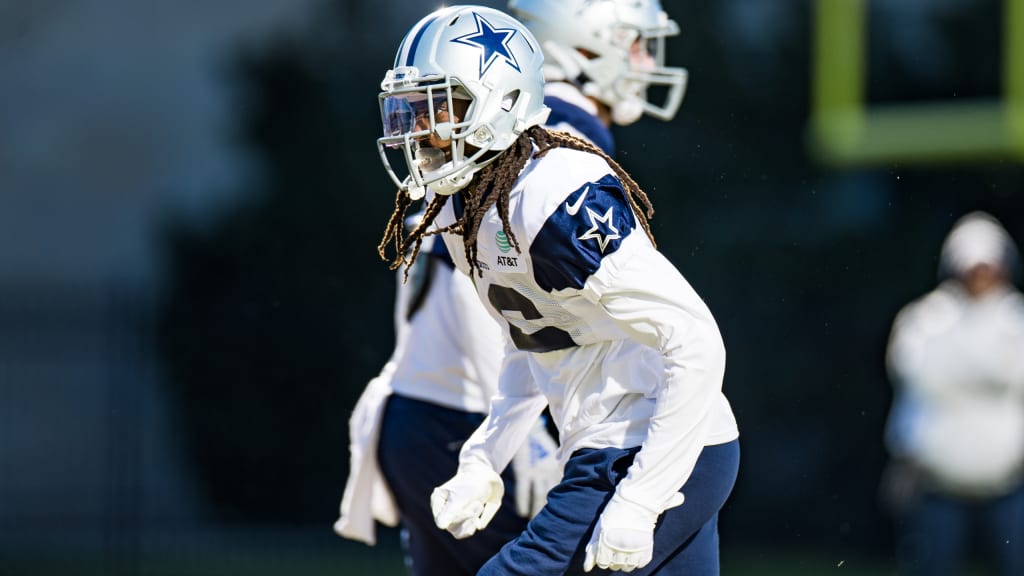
[581,235,727,514]
[458,347,549,475]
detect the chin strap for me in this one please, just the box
[430,172,474,196]
[610,98,644,126]
[404,156,476,200]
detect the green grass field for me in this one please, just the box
[1,524,992,576]
[1,550,900,576]
[0,526,909,576]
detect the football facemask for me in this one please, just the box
[378,74,483,199]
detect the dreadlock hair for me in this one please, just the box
[377,125,657,279]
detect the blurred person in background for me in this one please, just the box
[374,4,739,575]
[335,1,689,574]
[882,211,1024,576]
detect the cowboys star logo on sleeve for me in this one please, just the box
[577,205,621,253]
[531,174,636,292]
[451,12,522,78]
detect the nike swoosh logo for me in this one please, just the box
[565,185,589,216]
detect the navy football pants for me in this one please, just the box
[377,394,529,576]
[898,484,1024,576]
[479,439,740,576]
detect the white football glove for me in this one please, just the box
[583,493,684,573]
[511,418,561,518]
[431,464,505,539]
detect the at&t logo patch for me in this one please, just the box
[493,229,524,272]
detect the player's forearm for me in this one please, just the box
[459,392,549,474]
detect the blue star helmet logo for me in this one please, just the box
[451,12,522,79]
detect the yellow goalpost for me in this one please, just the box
[809,0,1024,166]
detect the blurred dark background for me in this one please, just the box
[2,0,1022,574]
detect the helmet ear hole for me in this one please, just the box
[502,90,520,112]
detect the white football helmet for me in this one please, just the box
[378,5,550,199]
[509,0,687,125]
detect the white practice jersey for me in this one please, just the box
[335,235,506,544]
[388,235,505,414]
[436,147,739,515]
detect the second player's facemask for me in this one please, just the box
[606,18,688,125]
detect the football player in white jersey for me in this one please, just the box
[338,3,692,575]
[375,5,739,575]
[509,0,688,156]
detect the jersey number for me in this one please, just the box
[487,285,575,353]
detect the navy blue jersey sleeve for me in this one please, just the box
[530,174,636,292]
[545,96,616,156]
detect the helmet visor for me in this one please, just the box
[380,91,452,145]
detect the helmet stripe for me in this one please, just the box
[397,14,440,68]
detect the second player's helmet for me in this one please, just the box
[509,0,687,125]
[377,5,550,199]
